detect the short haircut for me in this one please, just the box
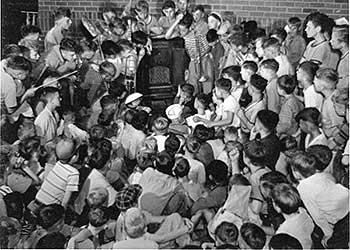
[224,126,238,137]
[288,17,302,29]
[164,133,181,155]
[136,0,149,11]
[270,28,287,42]
[215,222,239,245]
[298,61,319,81]
[36,232,66,249]
[306,145,333,171]
[20,25,42,38]
[101,40,122,56]
[99,61,116,76]
[262,37,280,49]
[272,183,302,214]
[79,38,97,52]
[37,204,65,230]
[60,38,78,53]
[88,207,109,227]
[109,81,127,98]
[193,124,215,143]
[243,140,266,166]
[110,17,127,32]
[100,95,116,109]
[18,136,41,160]
[295,107,321,126]
[194,4,205,12]
[240,223,266,250]
[124,207,147,238]
[40,86,60,102]
[6,55,32,71]
[206,29,219,43]
[254,28,266,39]
[206,160,228,184]
[229,33,249,47]
[152,116,169,133]
[195,93,210,109]
[131,110,149,131]
[181,83,195,96]
[259,171,289,199]
[185,135,201,154]
[269,233,302,249]
[54,7,71,19]
[155,151,175,176]
[242,61,258,73]
[305,12,329,33]
[280,135,298,152]
[215,78,232,93]
[260,59,279,72]
[179,13,194,29]
[222,65,242,82]
[332,25,349,44]
[291,152,317,178]
[173,157,190,178]
[2,44,22,59]
[88,148,110,170]
[131,31,148,46]
[277,75,297,94]
[316,68,339,88]
[250,74,268,92]
[162,0,176,10]
[116,39,133,50]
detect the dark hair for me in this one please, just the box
[206,29,219,43]
[288,17,302,29]
[60,38,78,53]
[193,124,214,143]
[215,222,239,245]
[20,25,42,38]
[101,40,122,56]
[181,83,195,96]
[18,136,42,160]
[136,0,149,11]
[2,44,22,59]
[194,5,205,12]
[298,61,319,81]
[185,136,201,154]
[155,151,175,176]
[131,110,149,131]
[206,160,228,184]
[259,171,289,200]
[179,13,194,29]
[173,157,190,178]
[305,11,330,33]
[253,28,266,39]
[109,79,127,99]
[215,78,232,93]
[291,152,317,178]
[162,0,175,10]
[110,17,127,32]
[6,56,32,71]
[242,60,258,73]
[54,7,71,19]
[269,28,287,42]
[243,140,266,166]
[269,233,302,249]
[89,125,106,144]
[229,33,249,47]
[277,75,297,94]
[4,192,24,220]
[262,37,280,49]
[280,136,298,152]
[88,207,110,227]
[132,31,148,46]
[36,232,66,249]
[240,223,266,250]
[306,145,333,171]
[88,148,110,170]
[37,204,65,230]
[272,183,301,214]
[165,134,181,156]
[100,95,116,109]
[260,59,279,73]
[250,74,268,92]
[295,107,321,126]
[222,65,243,83]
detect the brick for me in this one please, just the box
[288,8,301,13]
[242,6,257,11]
[80,1,92,6]
[258,7,272,11]
[303,8,317,13]
[310,2,325,7]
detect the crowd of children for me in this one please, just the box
[0,0,349,249]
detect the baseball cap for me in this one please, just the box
[217,21,231,35]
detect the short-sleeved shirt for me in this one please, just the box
[321,91,345,138]
[303,84,323,111]
[222,94,239,128]
[44,25,64,51]
[249,167,271,202]
[183,155,206,184]
[34,107,58,144]
[337,52,349,89]
[275,54,294,77]
[36,161,79,205]
[0,69,18,113]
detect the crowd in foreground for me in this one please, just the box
[0,0,349,249]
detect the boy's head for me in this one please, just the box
[6,56,32,81]
[255,110,279,133]
[295,107,321,133]
[155,151,175,176]
[88,206,109,227]
[124,207,147,238]
[54,7,72,29]
[193,124,215,143]
[215,78,232,98]
[305,12,329,38]
[277,75,297,96]
[131,110,149,131]
[206,160,228,185]
[223,126,238,144]
[222,65,243,85]
[79,39,97,61]
[259,59,279,81]
[111,18,127,36]
[248,74,268,95]
[194,93,210,111]
[241,61,258,82]
[37,204,65,231]
[178,13,194,37]
[88,147,111,171]
[41,87,61,108]
[193,5,205,23]
[173,157,190,178]
[254,36,267,58]
[87,187,108,208]
[99,61,116,82]
[137,146,156,170]
[229,33,249,53]
[152,116,169,135]
[239,223,266,250]
[215,222,239,247]
[60,38,78,61]
[330,25,349,50]
[165,133,181,155]
[36,232,66,249]
[100,95,116,114]
[306,145,333,172]
[55,137,78,164]
[162,0,176,18]
[2,44,22,59]
[286,17,302,35]
[271,183,302,214]
[20,25,41,40]
[291,152,317,180]
[243,140,266,167]
[101,40,122,59]
[185,135,201,155]
[314,68,338,93]
[206,29,220,45]
[269,233,302,250]
[269,28,287,44]
[262,37,280,58]
[116,39,134,57]
[135,0,149,19]
[180,83,195,100]
[259,171,289,200]
[296,61,319,87]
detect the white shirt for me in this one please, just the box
[183,155,206,185]
[186,110,212,129]
[152,134,168,152]
[303,84,323,111]
[34,106,58,144]
[297,172,349,241]
[275,54,294,77]
[305,132,328,149]
[223,94,240,128]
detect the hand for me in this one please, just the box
[176,13,184,22]
[176,84,182,97]
[228,147,239,162]
[22,87,37,100]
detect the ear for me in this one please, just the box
[315,25,322,33]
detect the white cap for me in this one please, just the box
[125,92,143,105]
[166,104,183,120]
[217,21,231,35]
[335,17,349,25]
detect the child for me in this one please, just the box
[296,61,323,111]
[314,68,344,138]
[207,29,225,81]
[150,116,169,152]
[296,108,329,149]
[259,59,281,113]
[284,17,306,69]
[269,28,288,54]
[276,75,304,137]
[272,183,314,249]
[238,223,266,250]
[269,233,302,250]
[262,37,294,77]
[192,5,209,35]
[44,7,72,51]
[129,144,156,184]
[186,94,211,130]
[241,60,258,86]
[18,25,42,62]
[174,83,196,118]
[330,25,349,89]
[158,0,177,37]
[217,141,241,171]
[306,144,333,172]
[125,92,152,113]
[291,152,349,248]
[101,40,123,78]
[116,39,138,78]
[205,222,238,249]
[134,0,162,35]
[221,65,245,101]
[300,12,339,69]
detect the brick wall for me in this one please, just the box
[38,0,349,37]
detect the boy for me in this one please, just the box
[272,183,314,249]
[276,75,304,137]
[221,65,244,101]
[214,222,239,248]
[186,93,211,130]
[259,59,281,113]
[44,7,72,51]
[291,152,349,248]
[135,0,162,35]
[174,83,196,118]
[330,25,349,89]
[241,61,258,85]
[18,25,42,62]
[150,116,169,152]
[158,0,177,37]
[262,37,294,77]
[207,29,225,81]
[314,68,344,138]
[238,222,266,250]
[300,12,339,69]
[284,17,306,69]
[269,233,302,249]
[192,5,208,35]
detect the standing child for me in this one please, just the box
[207,29,225,81]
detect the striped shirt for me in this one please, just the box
[183,30,210,61]
[36,161,79,205]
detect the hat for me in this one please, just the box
[209,12,222,23]
[335,17,349,25]
[217,21,231,35]
[257,110,279,131]
[168,124,190,135]
[166,104,183,120]
[115,184,143,211]
[152,117,169,132]
[125,92,143,105]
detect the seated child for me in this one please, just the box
[125,92,152,114]
[204,222,239,249]
[221,65,245,101]
[238,222,266,250]
[174,83,196,118]
[186,94,212,130]
[150,116,169,152]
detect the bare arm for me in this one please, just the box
[165,14,183,40]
